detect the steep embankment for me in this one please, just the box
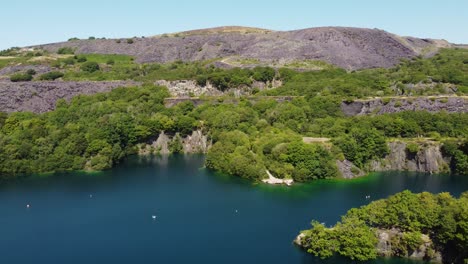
[370,141,449,174]
[337,140,451,179]
[0,80,139,113]
[34,26,449,70]
[138,130,211,154]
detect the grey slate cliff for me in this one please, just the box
[370,141,448,174]
[341,96,467,116]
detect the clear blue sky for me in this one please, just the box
[1,0,467,50]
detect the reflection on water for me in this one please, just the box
[0,155,466,264]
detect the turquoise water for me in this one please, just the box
[0,155,466,264]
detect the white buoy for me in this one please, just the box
[89,194,93,198]
[26,204,30,208]
[235,209,238,213]
[152,215,156,219]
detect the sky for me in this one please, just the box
[1,0,467,50]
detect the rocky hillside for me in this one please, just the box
[0,80,138,113]
[341,96,468,116]
[33,26,451,70]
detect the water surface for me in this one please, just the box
[0,155,466,264]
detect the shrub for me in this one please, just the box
[76,56,87,63]
[116,39,121,44]
[127,39,134,44]
[10,73,33,82]
[57,47,75,55]
[68,37,79,41]
[88,36,96,40]
[106,59,115,65]
[26,69,37,75]
[0,47,20,56]
[406,143,420,155]
[80,62,100,73]
[62,57,75,65]
[39,71,64,81]
[252,67,276,82]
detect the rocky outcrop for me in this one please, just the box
[155,80,223,97]
[182,130,211,153]
[0,65,51,78]
[341,96,467,116]
[0,80,139,113]
[34,26,450,70]
[336,159,365,179]
[155,79,282,97]
[370,141,449,173]
[376,229,442,262]
[138,130,211,155]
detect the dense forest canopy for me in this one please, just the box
[299,191,468,263]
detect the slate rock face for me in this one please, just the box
[370,141,449,174]
[341,97,468,116]
[0,80,138,113]
[33,26,450,70]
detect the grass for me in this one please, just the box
[283,60,335,70]
[0,57,30,70]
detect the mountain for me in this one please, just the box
[33,26,452,70]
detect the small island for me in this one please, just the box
[295,190,468,263]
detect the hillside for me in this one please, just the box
[33,26,452,70]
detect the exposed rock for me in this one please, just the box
[336,159,365,179]
[139,131,171,155]
[33,26,450,70]
[0,80,139,113]
[182,130,211,153]
[138,130,211,155]
[341,96,468,116]
[295,229,442,262]
[155,80,222,97]
[370,141,449,173]
[0,65,51,78]
[155,79,282,97]
[293,233,305,246]
[262,170,293,186]
[376,229,442,262]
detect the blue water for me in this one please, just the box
[0,155,466,264]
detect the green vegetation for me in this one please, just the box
[0,85,169,176]
[299,191,468,263]
[10,73,33,82]
[39,71,64,81]
[2,47,462,97]
[0,48,466,181]
[57,47,75,55]
[80,61,100,73]
[26,69,37,76]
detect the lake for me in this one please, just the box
[0,155,467,264]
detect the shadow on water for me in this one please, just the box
[0,154,466,264]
